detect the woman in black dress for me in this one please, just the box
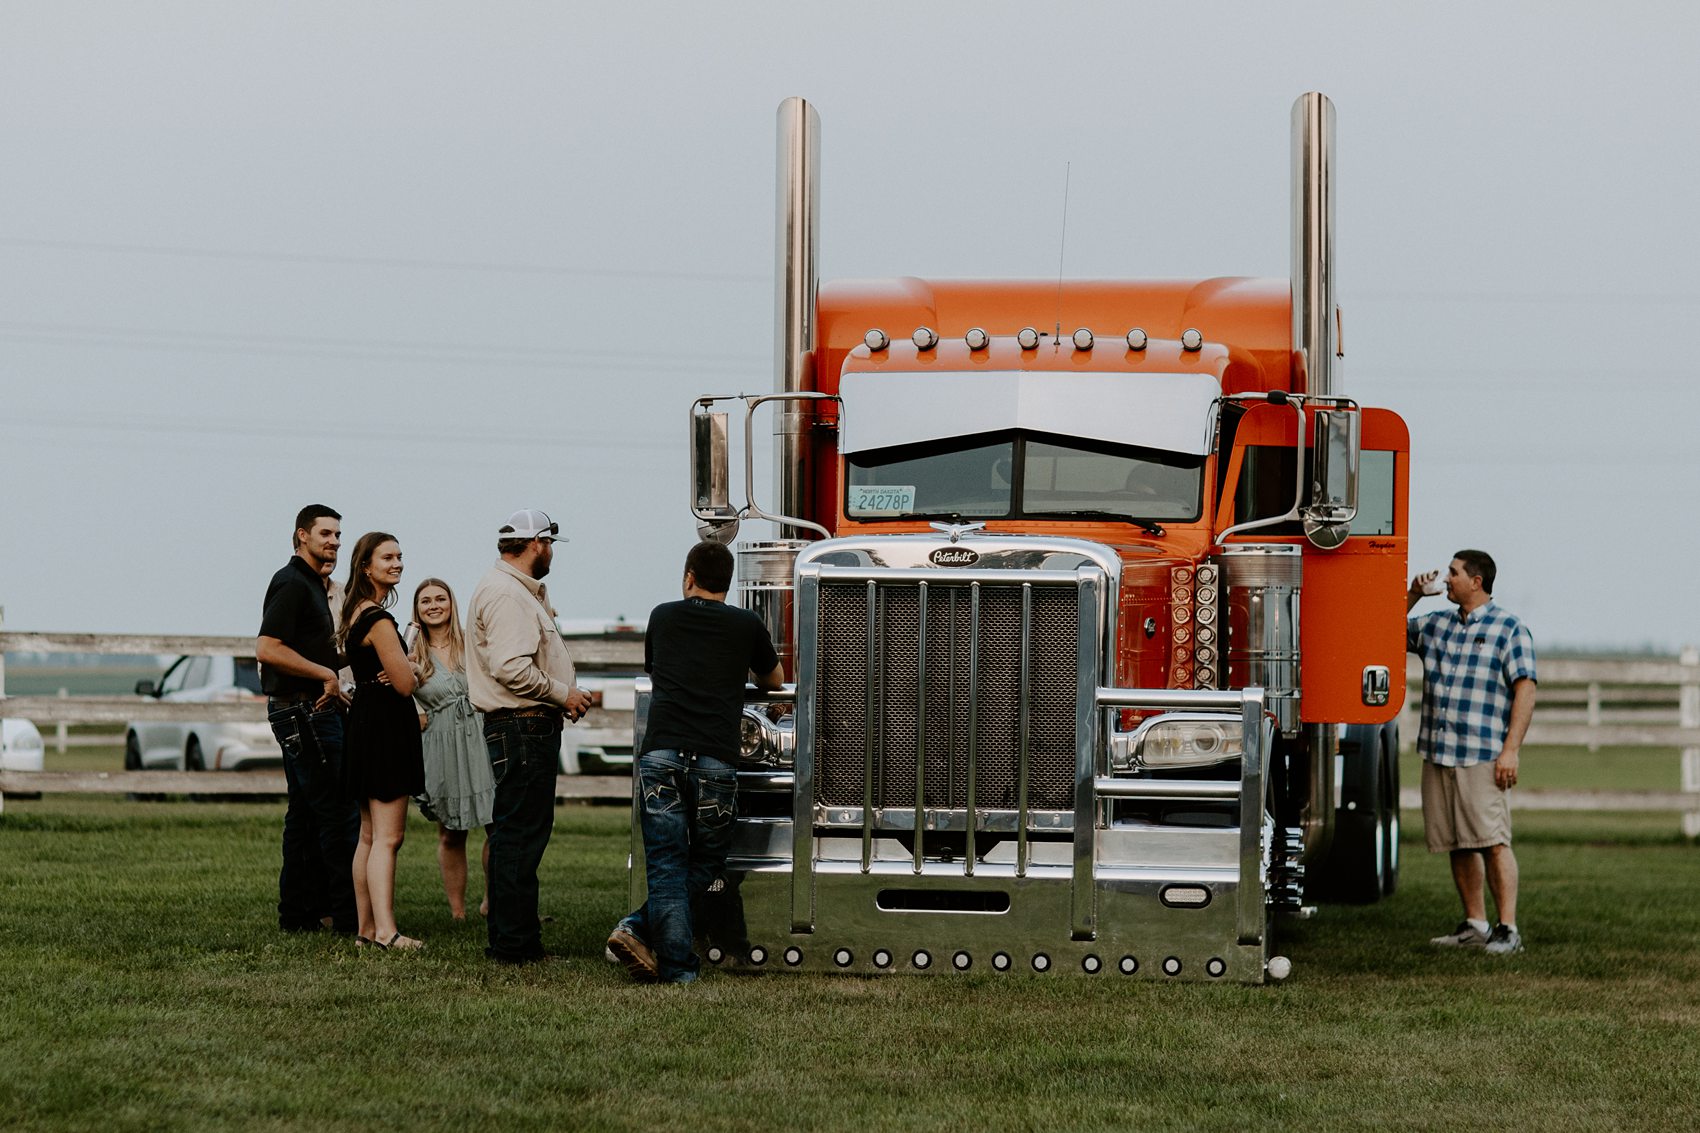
[338,531,425,950]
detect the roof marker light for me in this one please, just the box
[1017,327,1040,350]
[1181,328,1204,352]
[912,326,939,351]
[964,327,989,350]
[1126,328,1149,351]
[1072,327,1094,350]
[864,328,890,352]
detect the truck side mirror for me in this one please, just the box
[691,408,740,543]
[1302,407,1359,549]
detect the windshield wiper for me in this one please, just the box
[1044,510,1165,537]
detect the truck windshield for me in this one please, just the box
[846,431,1203,522]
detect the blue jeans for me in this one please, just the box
[484,713,563,962]
[625,749,738,983]
[270,701,359,933]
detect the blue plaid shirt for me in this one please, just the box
[1407,601,1537,767]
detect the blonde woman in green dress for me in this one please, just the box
[409,579,496,919]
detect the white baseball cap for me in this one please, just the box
[498,509,566,542]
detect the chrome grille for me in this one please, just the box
[813,580,1081,814]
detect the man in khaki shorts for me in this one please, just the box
[1407,550,1537,955]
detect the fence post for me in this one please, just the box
[1586,681,1601,754]
[1681,647,1699,840]
[56,688,69,754]
[1,605,7,816]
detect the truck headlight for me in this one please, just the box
[1129,714,1242,770]
[739,709,794,767]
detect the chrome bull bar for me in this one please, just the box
[787,557,1271,948]
[1092,686,1270,947]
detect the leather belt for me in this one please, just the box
[268,692,317,707]
[484,704,563,723]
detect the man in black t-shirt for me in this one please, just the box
[255,504,360,934]
[606,541,782,984]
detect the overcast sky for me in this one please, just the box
[2,2,1696,651]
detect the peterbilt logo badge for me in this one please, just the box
[929,547,980,567]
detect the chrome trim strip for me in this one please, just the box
[810,565,1088,588]
[1015,584,1033,877]
[1093,778,1240,801]
[861,579,877,874]
[738,771,796,790]
[913,581,928,874]
[965,582,980,878]
[1071,570,1102,940]
[815,806,1074,833]
[1095,687,1248,712]
[1237,687,1268,945]
[790,565,821,932]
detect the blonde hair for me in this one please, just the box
[409,577,465,684]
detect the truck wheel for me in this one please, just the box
[185,737,205,772]
[1317,724,1387,903]
[1379,722,1401,898]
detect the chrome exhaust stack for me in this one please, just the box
[1291,92,1337,397]
[773,97,820,539]
[1289,94,1347,864]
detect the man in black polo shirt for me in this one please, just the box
[256,504,359,934]
[606,541,783,984]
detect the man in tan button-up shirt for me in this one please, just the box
[467,508,593,964]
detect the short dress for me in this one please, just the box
[344,606,426,802]
[413,661,496,830]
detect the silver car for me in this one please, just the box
[1,718,45,773]
[559,674,636,775]
[125,656,281,771]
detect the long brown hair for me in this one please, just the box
[408,577,464,684]
[337,531,400,648]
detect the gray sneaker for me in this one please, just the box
[1485,923,1524,955]
[606,924,659,982]
[1430,920,1490,948]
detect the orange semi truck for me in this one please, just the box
[646,93,1408,983]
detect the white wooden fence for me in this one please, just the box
[3,620,1697,833]
[0,617,643,811]
[1397,649,1700,834]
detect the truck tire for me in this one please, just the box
[1315,723,1387,903]
[1379,722,1401,898]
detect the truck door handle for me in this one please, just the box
[1361,665,1391,706]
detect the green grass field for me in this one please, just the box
[1,794,1696,1133]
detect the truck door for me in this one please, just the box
[1216,403,1409,724]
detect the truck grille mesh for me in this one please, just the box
[813,581,1080,813]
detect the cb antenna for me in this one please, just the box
[1053,162,1072,344]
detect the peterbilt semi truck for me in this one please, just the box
[634,93,1408,983]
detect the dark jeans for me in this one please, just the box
[269,700,359,933]
[484,713,563,962]
[624,749,737,983]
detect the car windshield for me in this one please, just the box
[846,431,1204,522]
[234,658,264,694]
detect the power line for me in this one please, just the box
[0,410,678,451]
[0,319,766,373]
[0,235,769,285]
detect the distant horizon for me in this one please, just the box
[3,3,1696,650]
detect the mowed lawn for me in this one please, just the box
[1,792,1697,1133]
